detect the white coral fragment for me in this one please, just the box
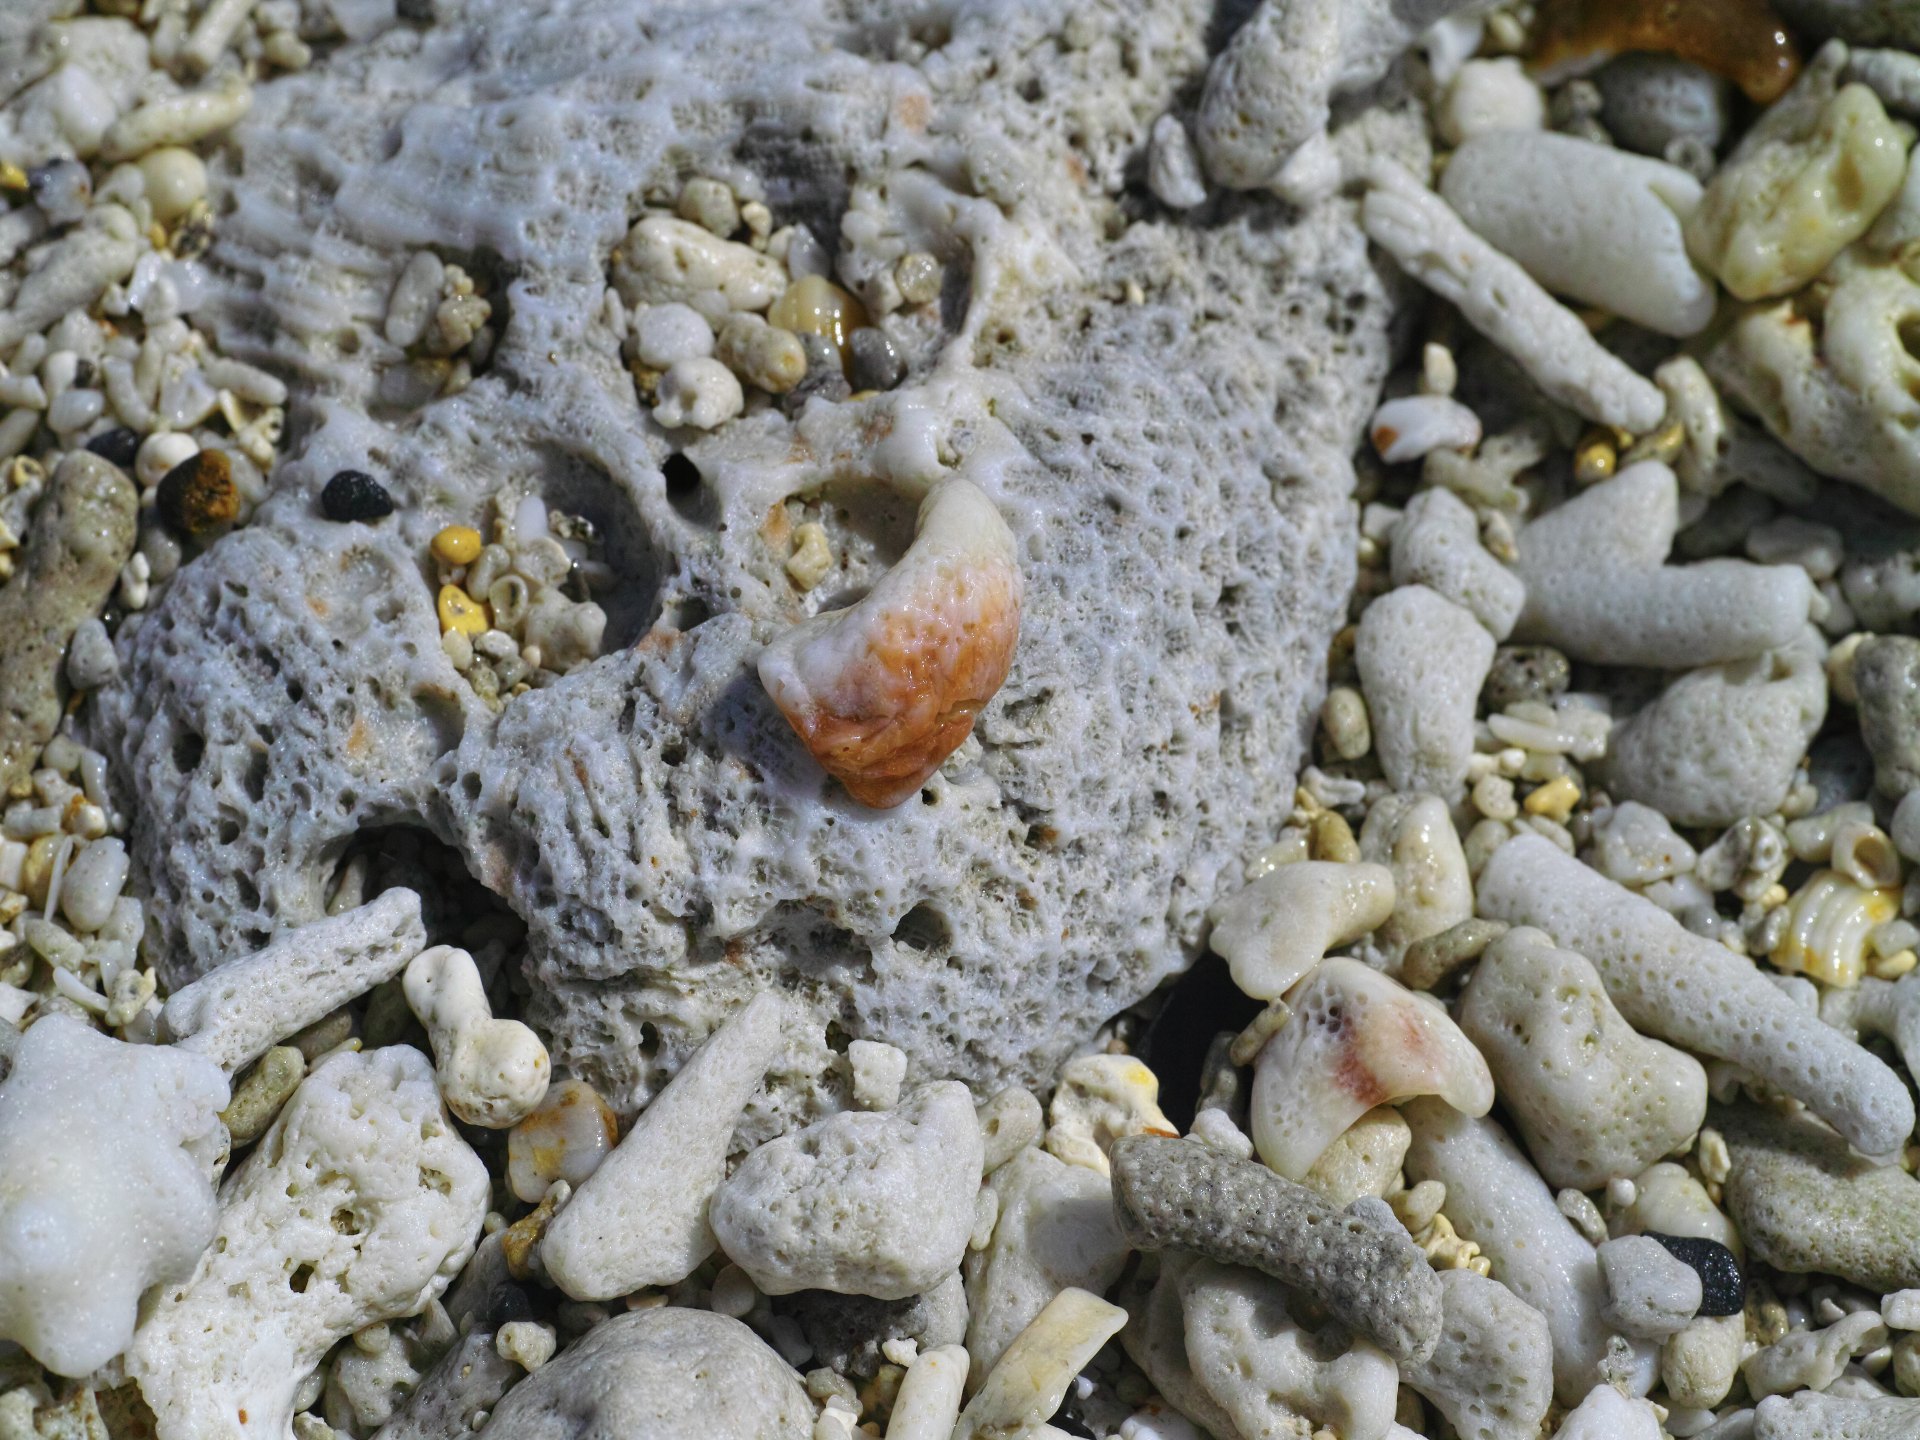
[758,476,1022,807]
[0,1016,228,1377]
[1356,583,1493,802]
[1043,1054,1177,1175]
[1458,927,1707,1191]
[164,890,427,1073]
[1208,859,1396,999]
[542,992,786,1300]
[1250,958,1493,1180]
[1180,1260,1399,1440]
[127,1048,489,1440]
[1443,130,1715,336]
[1361,161,1666,433]
[403,944,549,1128]
[1513,462,1814,668]
[1388,487,1524,639]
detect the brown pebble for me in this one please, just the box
[156,448,239,538]
[1531,0,1800,104]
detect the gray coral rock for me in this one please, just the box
[89,0,1423,1129]
[478,1309,811,1440]
[709,1082,983,1299]
[1109,1134,1441,1364]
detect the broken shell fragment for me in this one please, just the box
[758,476,1022,807]
[1250,958,1494,1180]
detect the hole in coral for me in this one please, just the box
[891,902,951,955]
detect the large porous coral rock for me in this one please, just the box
[92,0,1422,1124]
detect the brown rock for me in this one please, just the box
[156,449,239,538]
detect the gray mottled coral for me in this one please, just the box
[90,0,1424,1127]
[1108,1135,1443,1364]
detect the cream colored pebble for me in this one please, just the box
[883,1343,967,1440]
[632,302,715,370]
[1688,74,1912,300]
[1300,1105,1411,1207]
[136,431,198,489]
[652,355,742,430]
[1321,685,1371,760]
[850,1038,908,1109]
[785,521,834,590]
[1356,792,1473,975]
[403,944,551,1128]
[612,213,787,317]
[1044,1054,1176,1175]
[505,1076,619,1203]
[953,1288,1127,1440]
[138,147,208,225]
[1207,859,1396,999]
[495,1320,557,1373]
[716,311,807,394]
[1250,958,1493,1181]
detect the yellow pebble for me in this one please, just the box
[1523,774,1581,823]
[768,275,867,364]
[437,584,489,636]
[1869,948,1918,981]
[432,524,484,566]
[1573,428,1617,485]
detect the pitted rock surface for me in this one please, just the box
[90,0,1423,1124]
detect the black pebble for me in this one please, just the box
[1646,1232,1745,1317]
[321,469,395,522]
[848,327,905,392]
[86,428,140,468]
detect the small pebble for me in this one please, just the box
[895,252,943,306]
[85,429,140,469]
[437,585,489,637]
[1645,1232,1746,1317]
[1482,646,1572,712]
[432,524,484,567]
[506,1077,619,1204]
[321,470,395,523]
[846,328,905,392]
[155,449,238,539]
[65,618,118,691]
[769,275,867,365]
[135,433,199,490]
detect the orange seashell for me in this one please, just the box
[1531,0,1801,104]
[759,477,1022,808]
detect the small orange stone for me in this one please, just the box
[1531,0,1802,104]
[155,449,239,538]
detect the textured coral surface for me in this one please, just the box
[93,0,1419,1122]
